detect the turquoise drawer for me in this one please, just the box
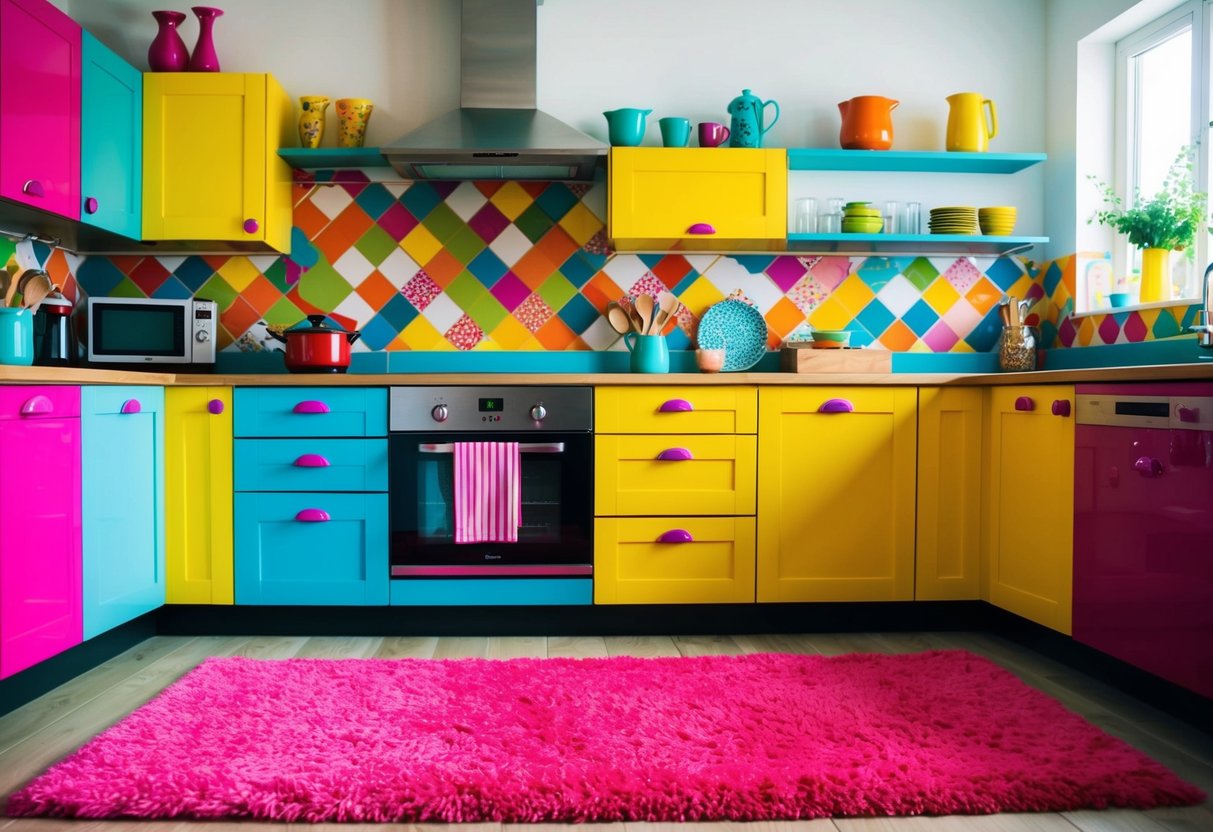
[234,492,388,605]
[79,385,164,417]
[234,387,387,438]
[234,438,387,492]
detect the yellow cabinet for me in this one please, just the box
[143,73,292,252]
[595,517,756,604]
[164,387,233,604]
[608,148,787,250]
[757,387,917,602]
[916,387,983,600]
[595,434,757,516]
[595,386,757,434]
[984,385,1074,633]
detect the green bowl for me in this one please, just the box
[842,220,882,233]
[810,329,851,348]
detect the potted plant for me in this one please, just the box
[1088,146,1208,303]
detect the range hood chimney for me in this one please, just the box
[381,0,607,181]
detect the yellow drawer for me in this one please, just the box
[595,516,756,604]
[595,434,756,516]
[596,386,756,434]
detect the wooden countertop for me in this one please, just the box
[3,363,1213,387]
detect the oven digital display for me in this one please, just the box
[478,397,504,413]
[1114,401,1169,418]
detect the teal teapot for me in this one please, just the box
[727,89,780,148]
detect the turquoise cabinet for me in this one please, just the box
[234,492,388,605]
[233,438,388,492]
[81,386,164,639]
[234,387,387,438]
[80,32,141,239]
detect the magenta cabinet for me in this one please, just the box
[0,386,82,679]
[0,0,82,219]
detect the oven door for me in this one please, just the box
[389,431,592,575]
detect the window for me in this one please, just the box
[1112,0,1206,302]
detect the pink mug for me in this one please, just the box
[698,121,730,147]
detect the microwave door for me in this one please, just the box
[88,300,188,363]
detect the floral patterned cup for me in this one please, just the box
[298,96,330,148]
[335,98,374,148]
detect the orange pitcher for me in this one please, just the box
[838,96,899,150]
[946,93,998,152]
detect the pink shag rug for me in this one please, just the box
[6,651,1205,823]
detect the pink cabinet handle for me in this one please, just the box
[687,223,716,235]
[1014,396,1035,412]
[207,398,225,415]
[1051,399,1071,417]
[293,453,330,468]
[84,197,98,214]
[1134,457,1163,478]
[22,179,44,198]
[293,400,330,414]
[656,447,693,461]
[19,395,54,416]
[658,529,694,544]
[295,508,331,522]
[243,218,260,234]
[120,399,142,414]
[1178,406,1200,423]
[818,398,854,414]
[658,399,693,413]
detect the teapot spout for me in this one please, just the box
[837,100,849,116]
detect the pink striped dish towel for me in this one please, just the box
[453,441,521,544]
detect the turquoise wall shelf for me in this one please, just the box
[787,149,1046,174]
[787,233,1048,256]
[278,148,388,169]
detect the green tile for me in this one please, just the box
[420,202,464,243]
[107,276,146,299]
[514,202,554,243]
[465,291,509,332]
[1152,307,1183,339]
[197,274,238,309]
[262,259,290,293]
[902,257,939,291]
[444,270,486,310]
[537,271,577,311]
[354,224,399,266]
[264,295,304,327]
[296,258,352,311]
[444,225,488,264]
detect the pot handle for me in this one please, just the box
[347,330,361,345]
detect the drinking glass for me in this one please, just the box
[794,198,817,233]
[820,211,842,234]
[883,201,899,234]
[902,201,922,235]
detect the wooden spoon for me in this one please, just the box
[627,304,644,334]
[656,291,680,333]
[606,303,632,336]
[634,294,655,335]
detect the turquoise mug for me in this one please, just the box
[623,332,669,373]
[603,108,652,147]
[659,117,691,147]
[0,307,34,366]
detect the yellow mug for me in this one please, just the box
[335,98,374,148]
[945,92,998,152]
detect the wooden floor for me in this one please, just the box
[0,631,1210,831]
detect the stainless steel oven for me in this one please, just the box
[388,386,593,582]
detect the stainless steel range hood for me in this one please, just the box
[381,0,606,182]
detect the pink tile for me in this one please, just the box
[490,271,532,311]
[1058,316,1077,347]
[1123,311,1148,342]
[514,293,555,333]
[445,314,484,350]
[808,256,851,290]
[402,270,441,311]
[765,255,808,292]
[923,320,960,352]
[1097,315,1121,344]
[787,274,831,314]
[628,271,667,300]
[942,258,980,292]
[468,203,511,243]
[378,202,418,240]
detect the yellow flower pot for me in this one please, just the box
[1139,247,1171,303]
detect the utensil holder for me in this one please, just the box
[998,325,1036,372]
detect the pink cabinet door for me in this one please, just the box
[0,386,82,679]
[0,0,81,219]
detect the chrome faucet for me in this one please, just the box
[1195,262,1213,348]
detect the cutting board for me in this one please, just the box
[779,344,892,373]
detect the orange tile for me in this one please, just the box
[474,181,505,198]
[220,295,260,339]
[965,277,1002,315]
[582,272,623,311]
[356,270,397,308]
[292,196,331,239]
[651,255,692,288]
[879,319,918,351]
[241,274,283,315]
[511,248,558,290]
[534,225,579,266]
[313,203,373,264]
[519,182,547,199]
[330,312,358,332]
[201,254,230,271]
[1060,255,1077,298]
[423,249,464,288]
[764,297,806,342]
[535,315,577,350]
[292,182,313,207]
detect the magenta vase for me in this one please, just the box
[188,6,223,72]
[148,10,189,72]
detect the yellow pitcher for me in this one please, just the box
[945,93,998,152]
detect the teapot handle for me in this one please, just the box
[761,99,781,134]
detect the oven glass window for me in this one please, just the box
[92,304,185,356]
[417,453,562,543]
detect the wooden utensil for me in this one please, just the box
[635,293,655,335]
[627,304,644,334]
[655,291,680,333]
[606,303,632,336]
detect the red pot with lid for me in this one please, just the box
[269,315,360,373]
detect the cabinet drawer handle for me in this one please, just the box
[293,453,330,468]
[22,179,44,198]
[1133,457,1163,478]
[243,218,260,234]
[120,399,142,414]
[658,529,694,544]
[1178,405,1200,423]
[19,395,54,416]
[1014,396,1035,412]
[293,400,330,414]
[207,398,225,415]
[687,222,716,235]
[818,398,854,414]
[295,508,331,522]
[84,196,98,214]
[656,447,693,461]
[1051,399,1071,417]
[658,398,693,413]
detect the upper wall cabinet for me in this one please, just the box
[143,73,293,253]
[609,148,787,252]
[0,0,81,220]
[81,32,141,240]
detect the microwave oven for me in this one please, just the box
[86,297,218,367]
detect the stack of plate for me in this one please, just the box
[841,202,882,234]
[978,206,1017,236]
[928,206,979,235]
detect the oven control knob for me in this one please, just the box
[195,330,210,342]
[431,404,449,423]
[530,404,547,422]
